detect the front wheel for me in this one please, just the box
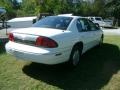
[68,45,82,67]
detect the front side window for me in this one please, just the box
[88,20,100,30]
[33,16,73,30]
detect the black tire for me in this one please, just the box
[68,45,82,67]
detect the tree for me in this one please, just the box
[79,2,92,16]
[106,0,120,26]
[106,0,120,19]
[91,0,106,17]
[20,0,37,16]
[0,0,16,19]
[12,0,21,9]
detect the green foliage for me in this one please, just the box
[79,2,92,16]
[91,0,106,17]
[105,0,120,26]
[12,0,20,9]
[20,0,37,16]
[34,0,73,14]
[0,0,17,19]
[1,0,119,20]
[106,0,120,19]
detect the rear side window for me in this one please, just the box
[33,16,73,30]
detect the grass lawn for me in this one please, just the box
[0,36,120,90]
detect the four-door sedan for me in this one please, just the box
[5,15,103,67]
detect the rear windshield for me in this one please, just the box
[33,16,73,30]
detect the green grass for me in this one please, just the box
[1,36,120,90]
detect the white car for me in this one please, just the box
[104,19,113,27]
[5,15,103,67]
[87,17,112,28]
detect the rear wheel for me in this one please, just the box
[68,45,82,67]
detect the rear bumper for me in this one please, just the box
[5,42,70,64]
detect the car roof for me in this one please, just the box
[88,16,102,18]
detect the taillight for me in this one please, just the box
[35,36,58,48]
[9,33,14,41]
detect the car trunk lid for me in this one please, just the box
[12,27,65,37]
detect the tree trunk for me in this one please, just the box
[118,19,120,26]
[113,17,118,27]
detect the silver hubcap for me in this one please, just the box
[73,50,80,66]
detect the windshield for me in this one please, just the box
[95,17,102,21]
[33,16,73,30]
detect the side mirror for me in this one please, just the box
[95,23,100,27]
[95,23,100,30]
